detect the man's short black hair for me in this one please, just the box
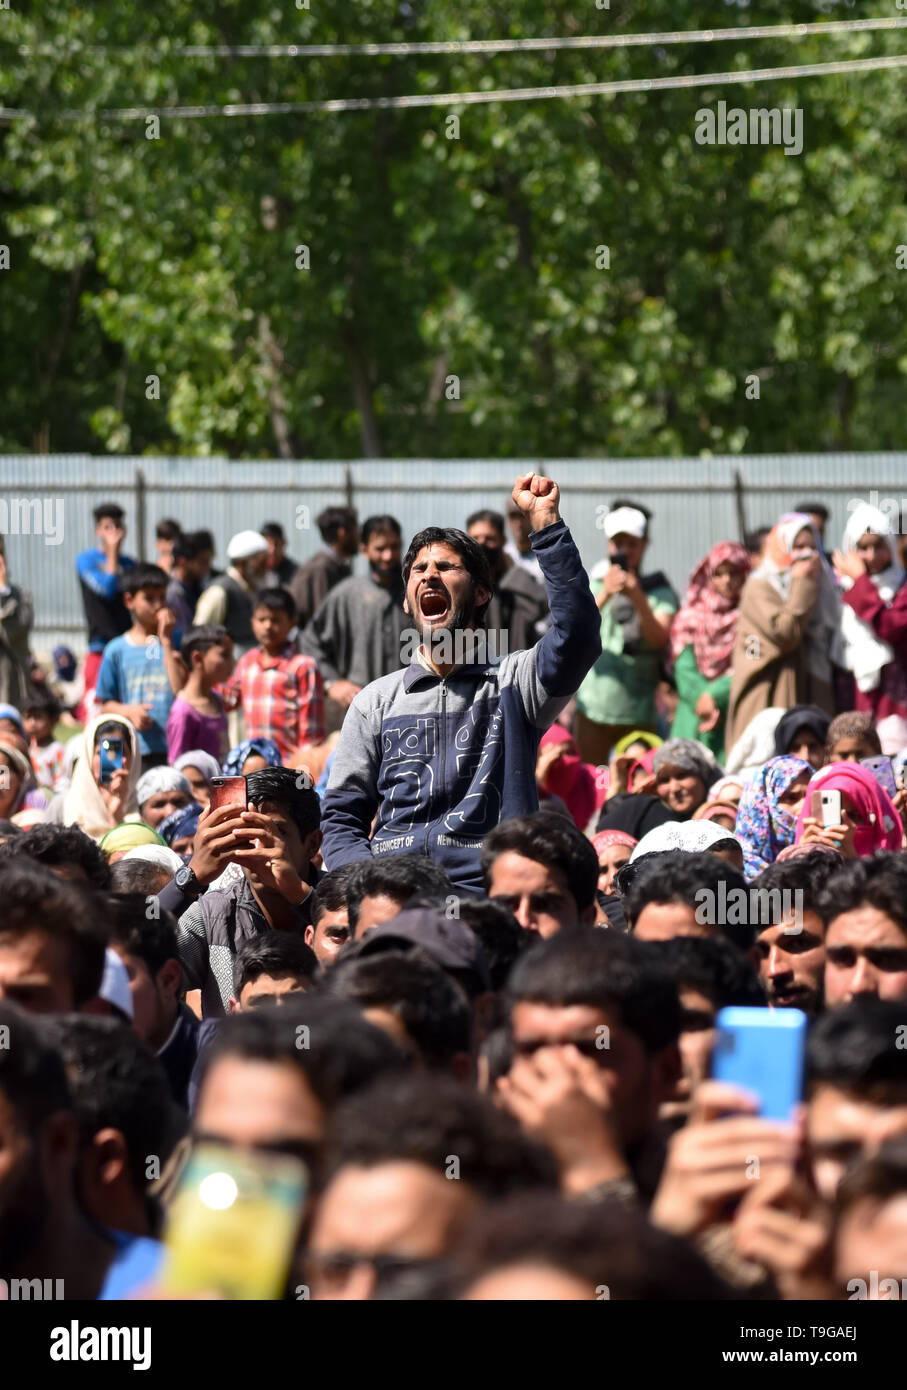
[260,522,285,543]
[21,688,61,721]
[808,998,907,1101]
[310,863,359,928]
[0,819,22,840]
[0,1003,71,1135]
[156,519,182,542]
[0,861,107,1007]
[196,997,409,1109]
[321,1073,557,1198]
[120,563,168,597]
[105,893,180,979]
[454,896,527,992]
[750,852,833,926]
[796,501,829,524]
[0,822,112,890]
[346,854,453,933]
[323,949,471,1069]
[317,507,358,544]
[172,530,212,564]
[815,853,907,935]
[654,936,766,1010]
[94,503,125,526]
[232,933,318,998]
[252,587,296,620]
[361,515,402,545]
[507,928,681,1054]
[180,624,231,667]
[624,851,753,950]
[402,527,493,622]
[446,1193,734,1301]
[482,811,599,913]
[244,766,321,840]
[108,859,173,896]
[48,1015,176,1202]
[466,509,506,538]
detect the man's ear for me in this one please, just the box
[579,901,598,927]
[92,1128,130,1189]
[228,995,240,1014]
[156,957,182,1004]
[402,594,411,616]
[653,1043,683,1104]
[304,925,315,947]
[304,828,323,861]
[475,584,492,617]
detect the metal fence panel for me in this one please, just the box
[1,454,905,657]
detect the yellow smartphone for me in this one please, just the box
[160,1143,308,1300]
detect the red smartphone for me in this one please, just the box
[209,775,248,812]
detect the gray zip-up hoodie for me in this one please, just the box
[320,519,601,893]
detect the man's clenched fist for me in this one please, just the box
[511,472,561,532]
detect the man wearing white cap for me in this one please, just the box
[575,499,678,766]
[193,530,269,660]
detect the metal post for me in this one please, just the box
[136,468,147,562]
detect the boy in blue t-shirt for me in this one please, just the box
[96,564,183,766]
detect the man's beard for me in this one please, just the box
[420,598,483,661]
[0,1146,52,1274]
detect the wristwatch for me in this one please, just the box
[174,863,202,896]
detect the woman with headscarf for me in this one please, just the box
[536,725,601,832]
[134,766,193,829]
[174,749,221,808]
[669,541,751,757]
[733,755,813,879]
[222,737,283,777]
[651,738,718,818]
[725,513,840,755]
[795,761,904,858]
[0,737,48,820]
[833,502,907,754]
[772,704,831,770]
[99,821,167,862]
[590,829,638,897]
[157,800,203,860]
[46,713,141,840]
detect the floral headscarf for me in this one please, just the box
[222,738,283,776]
[670,541,750,679]
[734,755,813,878]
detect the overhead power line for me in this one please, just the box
[11,14,907,58]
[2,51,906,122]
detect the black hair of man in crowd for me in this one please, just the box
[0,860,107,1012]
[0,821,112,890]
[623,851,754,952]
[345,854,454,935]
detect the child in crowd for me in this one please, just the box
[95,564,183,770]
[166,624,233,764]
[221,588,325,761]
[22,690,67,793]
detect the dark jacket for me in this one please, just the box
[290,550,351,627]
[321,520,601,893]
[299,572,409,688]
[157,1003,201,1110]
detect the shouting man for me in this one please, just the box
[320,473,601,894]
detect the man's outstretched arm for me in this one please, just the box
[506,471,602,723]
[320,697,382,868]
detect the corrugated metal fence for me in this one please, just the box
[1,454,906,655]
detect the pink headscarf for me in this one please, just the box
[591,829,639,857]
[794,761,903,856]
[539,726,598,831]
[670,541,751,680]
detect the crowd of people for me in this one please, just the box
[1,472,907,1303]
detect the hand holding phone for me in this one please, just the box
[810,787,843,829]
[711,1006,808,1121]
[161,1143,308,1300]
[861,755,898,801]
[99,737,124,786]
[209,775,248,812]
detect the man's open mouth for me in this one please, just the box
[419,588,450,621]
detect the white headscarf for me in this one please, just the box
[724,706,787,779]
[121,844,185,875]
[174,749,221,785]
[629,819,742,861]
[59,713,141,841]
[838,504,905,693]
[135,766,192,812]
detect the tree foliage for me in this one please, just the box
[1,0,905,457]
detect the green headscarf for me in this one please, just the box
[98,821,167,858]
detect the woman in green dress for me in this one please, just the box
[669,541,750,758]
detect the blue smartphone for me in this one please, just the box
[99,736,124,785]
[711,1007,808,1121]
